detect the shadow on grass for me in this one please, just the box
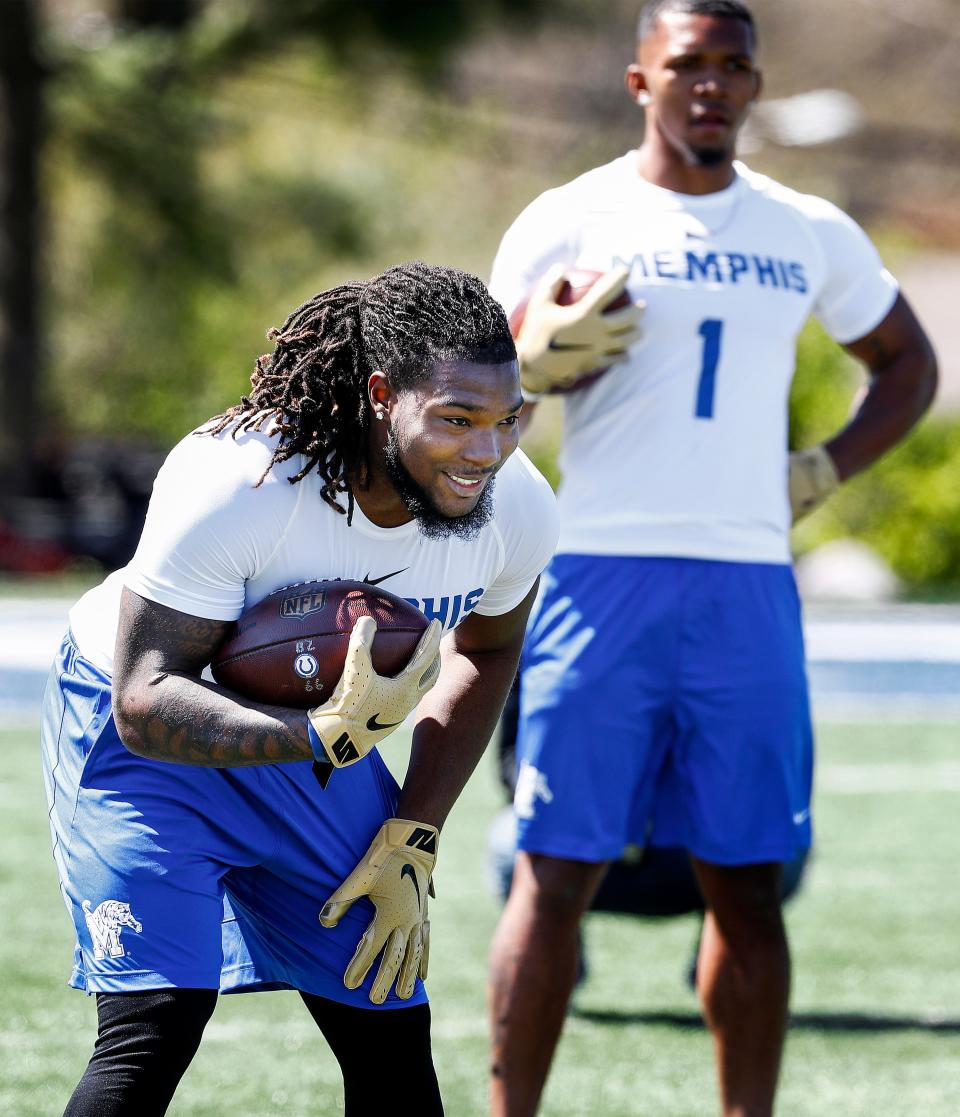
[572,1009,960,1034]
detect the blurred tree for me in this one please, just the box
[119,0,195,29]
[789,323,960,594]
[2,0,544,509]
[0,0,45,517]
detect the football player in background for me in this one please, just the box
[485,673,809,989]
[41,262,557,1117]
[486,3,937,1115]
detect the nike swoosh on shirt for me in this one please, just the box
[367,714,403,732]
[400,863,421,905]
[362,568,409,586]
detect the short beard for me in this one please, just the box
[383,433,496,541]
[688,145,730,167]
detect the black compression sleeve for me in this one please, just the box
[63,989,217,1117]
[300,992,443,1116]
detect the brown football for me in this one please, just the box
[210,580,428,709]
[508,267,633,395]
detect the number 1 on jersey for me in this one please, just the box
[695,319,723,419]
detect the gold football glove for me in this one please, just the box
[515,264,644,398]
[307,616,442,768]
[320,818,438,1003]
[789,445,840,522]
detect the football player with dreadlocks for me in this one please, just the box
[41,261,558,1117]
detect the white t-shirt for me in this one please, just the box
[70,422,559,674]
[489,156,898,564]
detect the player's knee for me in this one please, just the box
[511,852,606,925]
[722,902,787,960]
[696,863,786,941]
[306,999,442,1115]
[731,875,782,921]
[363,1004,437,1079]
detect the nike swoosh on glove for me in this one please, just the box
[320,818,438,1003]
[515,263,644,398]
[789,444,839,522]
[307,616,442,768]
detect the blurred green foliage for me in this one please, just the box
[34,1,958,591]
[46,41,370,439]
[789,323,960,593]
[41,2,551,444]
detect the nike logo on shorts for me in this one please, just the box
[792,808,810,825]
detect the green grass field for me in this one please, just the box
[3,721,959,1116]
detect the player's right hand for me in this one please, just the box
[515,264,644,397]
[307,617,442,768]
[320,817,438,1003]
[788,444,840,522]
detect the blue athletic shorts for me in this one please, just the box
[515,555,813,866]
[40,633,425,1008]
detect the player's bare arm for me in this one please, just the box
[112,587,314,766]
[397,580,540,831]
[318,584,542,1005]
[790,293,937,520]
[826,292,938,479]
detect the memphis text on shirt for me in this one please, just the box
[403,587,485,630]
[612,250,808,293]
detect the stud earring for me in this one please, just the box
[376,410,384,421]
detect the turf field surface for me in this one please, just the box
[2,721,958,1116]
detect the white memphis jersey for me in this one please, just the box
[69,422,558,674]
[490,156,898,563]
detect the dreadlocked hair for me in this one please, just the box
[205,261,516,524]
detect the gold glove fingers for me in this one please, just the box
[307,618,442,768]
[319,819,439,1004]
[517,264,645,396]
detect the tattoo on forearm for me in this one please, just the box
[115,589,314,768]
[171,616,229,661]
[130,703,312,767]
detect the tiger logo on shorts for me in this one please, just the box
[82,899,143,960]
[514,760,554,820]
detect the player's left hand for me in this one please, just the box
[789,444,840,521]
[319,818,438,1003]
[307,616,442,768]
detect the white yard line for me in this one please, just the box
[0,602,71,669]
[818,761,960,793]
[3,602,960,729]
[805,621,960,663]
[804,602,960,662]
[7,600,960,668]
